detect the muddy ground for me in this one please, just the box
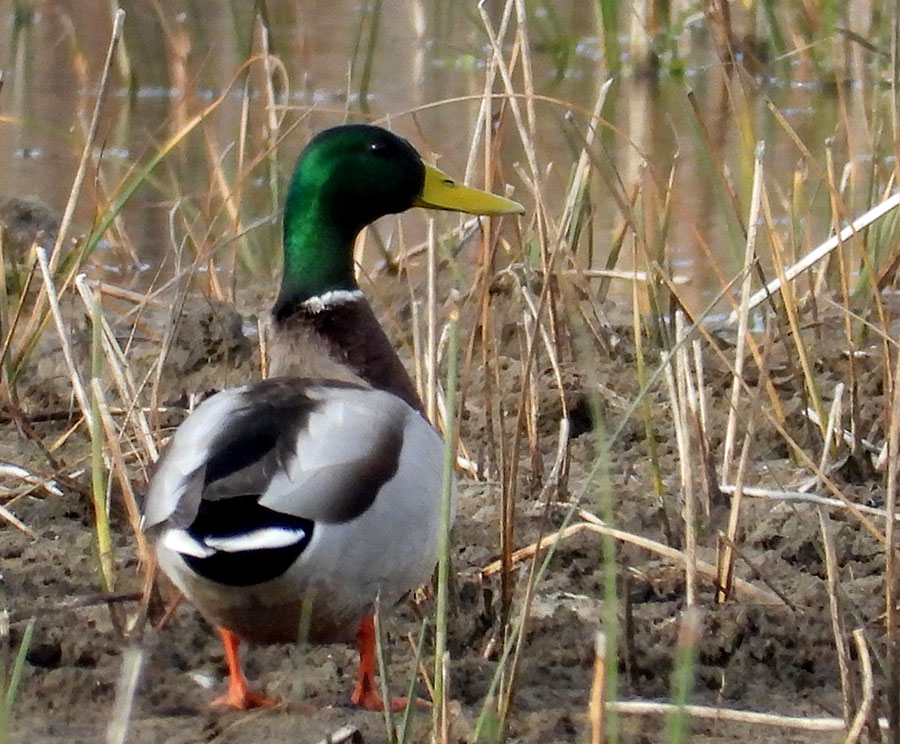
[0,271,890,743]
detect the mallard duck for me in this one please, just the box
[142,124,524,710]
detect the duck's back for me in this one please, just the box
[144,378,445,643]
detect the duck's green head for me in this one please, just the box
[276,124,524,316]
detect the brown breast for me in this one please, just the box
[267,298,423,412]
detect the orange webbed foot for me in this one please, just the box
[350,684,420,712]
[213,627,280,710]
[350,686,431,713]
[211,686,280,710]
[351,616,431,712]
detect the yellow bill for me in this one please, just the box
[414,162,525,216]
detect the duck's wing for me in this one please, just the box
[143,378,443,573]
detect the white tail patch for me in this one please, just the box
[204,526,307,552]
[162,528,215,558]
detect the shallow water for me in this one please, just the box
[0,1,893,316]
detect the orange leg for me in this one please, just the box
[210,628,279,710]
[350,616,421,712]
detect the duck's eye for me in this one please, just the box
[369,141,389,155]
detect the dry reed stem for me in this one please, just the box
[689,248,789,426]
[663,317,696,606]
[762,94,833,194]
[844,629,875,744]
[496,320,570,732]
[564,268,679,282]
[674,322,704,514]
[434,310,459,739]
[630,243,670,544]
[555,80,612,247]
[480,514,785,606]
[521,313,540,484]
[497,505,556,732]
[258,18,285,151]
[147,207,191,421]
[439,651,449,744]
[475,4,567,647]
[477,2,540,187]
[13,55,272,383]
[0,228,10,397]
[713,532,799,611]
[722,141,764,479]
[431,324,481,477]
[257,317,268,380]
[35,248,90,421]
[684,87,748,242]
[535,418,570,505]
[716,397,755,603]
[824,145,863,465]
[513,277,566,403]
[495,327,563,720]
[372,601,395,741]
[88,295,118,608]
[802,403,884,465]
[404,629,435,701]
[463,0,514,186]
[443,231,494,484]
[666,285,888,546]
[200,139,243,301]
[404,229,423,402]
[105,645,143,744]
[425,219,437,424]
[91,378,147,562]
[762,189,828,438]
[486,293,513,622]
[47,418,82,455]
[484,92,572,710]
[0,504,37,539]
[719,483,900,521]
[885,349,900,736]
[770,94,891,350]
[98,283,168,308]
[718,310,768,605]
[232,78,251,299]
[513,0,536,134]
[589,632,607,744]
[608,700,886,732]
[75,276,158,465]
[731,191,900,321]
[692,340,708,440]
[48,8,124,273]
[816,384,855,725]
[389,217,495,266]
[0,463,61,496]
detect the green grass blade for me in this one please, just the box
[0,617,35,744]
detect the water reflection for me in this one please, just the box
[0,1,894,316]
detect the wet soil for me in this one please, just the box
[0,274,890,743]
